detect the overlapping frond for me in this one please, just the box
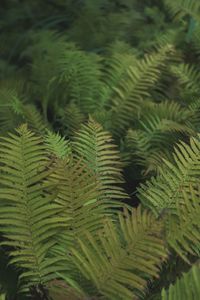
[0,86,24,132]
[161,265,200,299]
[126,129,172,175]
[57,49,102,113]
[138,136,200,261]
[165,0,200,20]
[165,184,200,262]
[170,63,200,97]
[108,45,176,136]
[69,207,167,300]
[125,100,194,174]
[46,157,107,251]
[20,104,48,135]
[101,52,137,104]
[73,118,128,201]
[45,123,128,256]
[0,85,48,134]
[56,102,85,137]
[1,1,200,299]
[45,131,71,159]
[0,125,66,289]
[150,28,184,50]
[138,134,200,214]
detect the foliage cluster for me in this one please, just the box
[0,0,200,299]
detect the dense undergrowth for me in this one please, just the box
[0,0,200,299]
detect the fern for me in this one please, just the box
[20,104,49,135]
[170,63,200,100]
[0,85,48,134]
[23,31,103,118]
[56,102,85,137]
[138,135,200,214]
[73,118,128,201]
[126,129,172,175]
[164,184,200,263]
[165,0,200,20]
[125,100,194,174]
[44,122,129,261]
[108,44,176,136]
[56,48,102,113]
[138,136,200,262]
[1,1,200,299]
[161,264,200,299]
[0,125,66,290]
[69,206,167,300]
[0,85,25,132]
[46,156,107,253]
[45,130,72,159]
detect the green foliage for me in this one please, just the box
[0,119,198,299]
[138,135,200,214]
[71,207,167,300]
[73,118,127,201]
[45,130,71,159]
[1,0,200,299]
[0,124,67,290]
[165,0,200,20]
[161,264,200,299]
[138,136,200,262]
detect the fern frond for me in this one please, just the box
[188,98,200,130]
[0,85,47,134]
[47,156,108,252]
[26,30,103,116]
[56,102,85,137]
[165,0,200,20]
[45,131,72,159]
[70,207,167,300]
[22,31,77,116]
[125,101,194,175]
[108,44,176,136]
[138,135,200,215]
[0,86,24,132]
[170,63,200,96]
[73,118,128,201]
[138,136,200,261]
[0,125,67,288]
[57,49,102,113]
[102,51,137,99]
[141,100,192,124]
[150,28,184,50]
[126,129,172,175]
[161,264,200,299]
[21,104,48,135]
[165,185,200,262]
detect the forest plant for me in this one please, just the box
[1,0,200,299]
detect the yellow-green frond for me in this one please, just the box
[165,0,200,20]
[109,45,176,136]
[45,130,72,159]
[166,185,200,262]
[138,134,200,215]
[69,206,167,300]
[162,264,200,299]
[0,125,67,288]
[73,118,128,201]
